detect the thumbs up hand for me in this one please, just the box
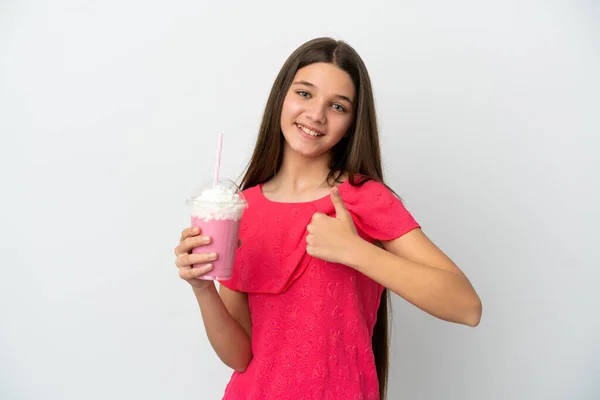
[306,187,362,264]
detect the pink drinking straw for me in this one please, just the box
[214,133,223,187]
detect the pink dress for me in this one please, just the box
[219,179,420,400]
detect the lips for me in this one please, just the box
[296,123,325,137]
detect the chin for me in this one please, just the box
[288,144,327,158]
[282,139,324,158]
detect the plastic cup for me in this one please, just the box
[186,179,247,280]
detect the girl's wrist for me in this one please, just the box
[192,281,217,300]
[341,236,370,269]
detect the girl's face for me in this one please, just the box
[280,62,356,159]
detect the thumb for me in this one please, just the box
[331,187,350,220]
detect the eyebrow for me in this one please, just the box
[292,80,354,105]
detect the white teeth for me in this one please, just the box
[298,124,324,137]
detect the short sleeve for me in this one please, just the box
[340,180,420,242]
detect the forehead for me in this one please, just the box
[292,62,356,101]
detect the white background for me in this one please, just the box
[1,1,599,399]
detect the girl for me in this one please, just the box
[174,37,482,400]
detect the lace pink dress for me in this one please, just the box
[219,179,420,400]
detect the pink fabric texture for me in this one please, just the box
[218,178,420,400]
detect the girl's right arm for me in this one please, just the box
[175,227,253,372]
[193,284,253,372]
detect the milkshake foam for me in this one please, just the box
[188,181,247,221]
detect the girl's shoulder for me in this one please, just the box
[339,175,398,202]
[238,184,264,205]
[338,175,420,242]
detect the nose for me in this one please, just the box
[305,101,327,125]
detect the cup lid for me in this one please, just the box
[187,178,247,206]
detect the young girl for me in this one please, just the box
[174,37,482,400]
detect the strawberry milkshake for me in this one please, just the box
[187,179,247,280]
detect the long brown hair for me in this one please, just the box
[240,37,392,399]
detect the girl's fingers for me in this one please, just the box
[180,226,200,242]
[175,252,218,268]
[190,264,214,278]
[174,235,212,256]
[183,235,211,251]
[177,264,213,281]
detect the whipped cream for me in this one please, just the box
[189,183,247,221]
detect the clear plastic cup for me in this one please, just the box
[187,179,247,280]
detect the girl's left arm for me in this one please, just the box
[306,188,482,327]
[342,229,482,327]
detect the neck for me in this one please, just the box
[273,145,332,191]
